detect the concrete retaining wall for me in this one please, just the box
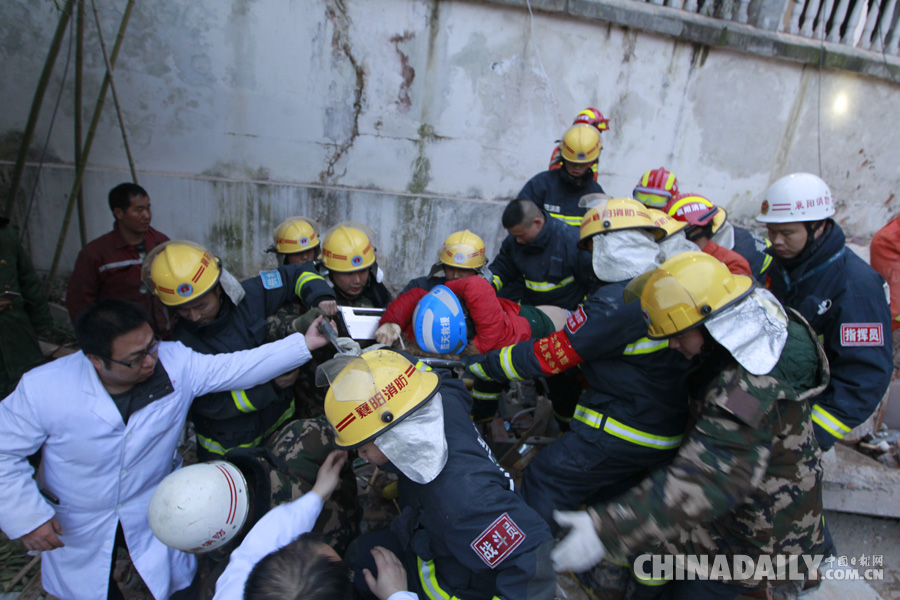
[1,0,898,288]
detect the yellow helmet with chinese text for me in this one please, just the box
[438,230,486,271]
[318,350,439,449]
[321,222,377,273]
[272,216,320,255]
[624,251,755,339]
[142,240,221,307]
[646,208,687,241]
[560,124,602,164]
[578,197,667,249]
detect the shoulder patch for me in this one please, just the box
[259,269,284,290]
[470,513,526,568]
[566,306,587,333]
[718,386,765,428]
[840,323,884,346]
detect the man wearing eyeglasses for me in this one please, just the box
[0,298,330,600]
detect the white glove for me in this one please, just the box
[375,323,401,345]
[550,510,606,573]
[336,337,362,356]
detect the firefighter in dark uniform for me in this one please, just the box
[319,222,392,309]
[468,198,691,532]
[487,199,594,425]
[321,349,556,600]
[757,172,893,450]
[519,123,606,228]
[144,240,336,460]
[393,229,488,297]
[489,199,593,309]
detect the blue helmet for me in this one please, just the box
[413,285,467,354]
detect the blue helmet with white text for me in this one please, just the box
[413,285,467,354]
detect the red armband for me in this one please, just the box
[533,330,583,374]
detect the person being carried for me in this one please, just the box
[379,281,566,422]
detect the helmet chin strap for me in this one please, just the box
[782,219,831,270]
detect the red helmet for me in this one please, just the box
[633,167,679,209]
[665,193,727,237]
[573,107,609,132]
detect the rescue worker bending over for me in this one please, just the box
[520,123,605,228]
[547,107,609,183]
[319,222,392,309]
[665,193,752,276]
[489,199,592,311]
[551,252,828,600]
[488,199,594,424]
[757,173,892,450]
[144,240,336,460]
[321,350,557,600]
[468,198,691,530]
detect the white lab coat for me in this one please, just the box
[0,334,311,600]
[214,491,418,600]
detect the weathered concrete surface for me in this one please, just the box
[823,445,900,519]
[481,0,900,81]
[1,0,898,287]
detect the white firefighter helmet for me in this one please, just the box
[148,461,250,553]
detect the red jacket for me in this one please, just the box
[381,276,532,353]
[870,216,900,330]
[66,223,170,333]
[704,241,753,277]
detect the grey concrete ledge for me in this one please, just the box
[473,0,900,83]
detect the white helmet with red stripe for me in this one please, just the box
[148,461,249,553]
[756,172,835,223]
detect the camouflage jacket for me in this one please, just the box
[590,311,829,587]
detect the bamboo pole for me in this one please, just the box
[47,0,136,284]
[2,0,77,219]
[90,0,138,183]
[75,0,86,246]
